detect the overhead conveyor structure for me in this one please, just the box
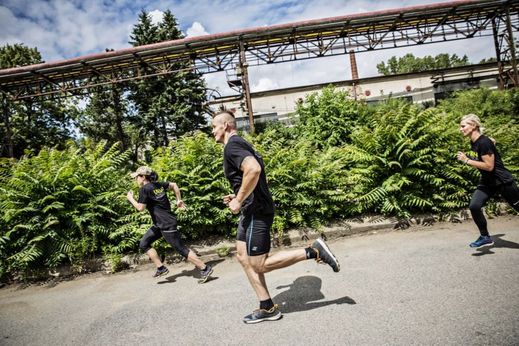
[0,0,518,132]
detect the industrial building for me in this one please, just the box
[207,61,500,130]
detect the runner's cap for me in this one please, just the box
[130,166,153,178]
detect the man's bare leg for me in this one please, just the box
[248,249,307,274]
[236,241,271,301]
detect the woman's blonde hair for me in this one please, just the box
[461,114,485,134]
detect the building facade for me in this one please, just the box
[208,62,500,130]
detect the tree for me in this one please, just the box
[128,10,159,46]
[157,10,183,41]
[0,44,77,158]
[0,44,41,68]
[479,57,497,64]
[128,10,207,150]
[377,53,470,76]
[78,85,133,152]
[77,9,207,156]
[1,44,42,158]
[77,11,159,154]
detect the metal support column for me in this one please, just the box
[2,94,13,157]
[492,17,506,89]
[505,8,519,87]
[239,41,255,134]
[492,8,519,89]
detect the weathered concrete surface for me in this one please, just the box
[1,215,518,345]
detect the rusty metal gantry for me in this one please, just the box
[0,0,518,132]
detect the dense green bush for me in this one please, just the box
[251,127,350,233]
[296,86,369,148]
[0,142,131,279]
[1,87,518,280]
[341,102,478,217]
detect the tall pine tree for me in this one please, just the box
[128,10,207,149]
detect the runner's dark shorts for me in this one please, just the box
[237,213,274,256]
[139,225,190,258]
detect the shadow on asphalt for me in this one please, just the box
[157,259,225,284]
[472,233,519,256]
[273,275,356,314]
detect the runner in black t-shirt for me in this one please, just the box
[127,166,213,282]
[212,111,340,324]
[457,114,519,248]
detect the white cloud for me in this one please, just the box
[0,1,136,62]
[0,6,22,44]
[203,73,227,94]
[149,9,164,25]
[186,22,209,38]
[247,57,348,92]
[252,78,280,92]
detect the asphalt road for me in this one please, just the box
[1,216,518,346]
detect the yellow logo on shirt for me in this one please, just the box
[153,188,164,196]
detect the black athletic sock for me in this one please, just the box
[260,299,274,310]
[158,265,166,270]
[305,247,317,259]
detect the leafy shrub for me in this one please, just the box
[104,252,128,273]
[0,142,131,279]
[296,86,368,148]
[252,128,350,233]
[2,88,518,280]
[341,102,478,217]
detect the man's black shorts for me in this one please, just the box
[237,213,274,256]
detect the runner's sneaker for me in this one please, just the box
[469,235,493,248]
[153,266,169,278]
[243,304,282,324]
[198,265,213,284]
[312,238,340,272]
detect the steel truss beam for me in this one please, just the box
[0,0,518,101]
[492,6,519,87]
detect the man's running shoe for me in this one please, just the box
[153,266,169,278]
[312,238,340,272]
[469,235,493,248]
[243,304,282,324]
[198,265,213,284]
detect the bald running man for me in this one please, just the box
[211,111,340,324]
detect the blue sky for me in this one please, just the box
[0,0,495,95]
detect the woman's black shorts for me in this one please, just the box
[139,225,190,258]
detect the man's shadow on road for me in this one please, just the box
[157,259,224,284]
[273,276,356,314]
[472,234,519,256]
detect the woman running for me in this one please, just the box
[457,114,519,248]
[127,166,213,282]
